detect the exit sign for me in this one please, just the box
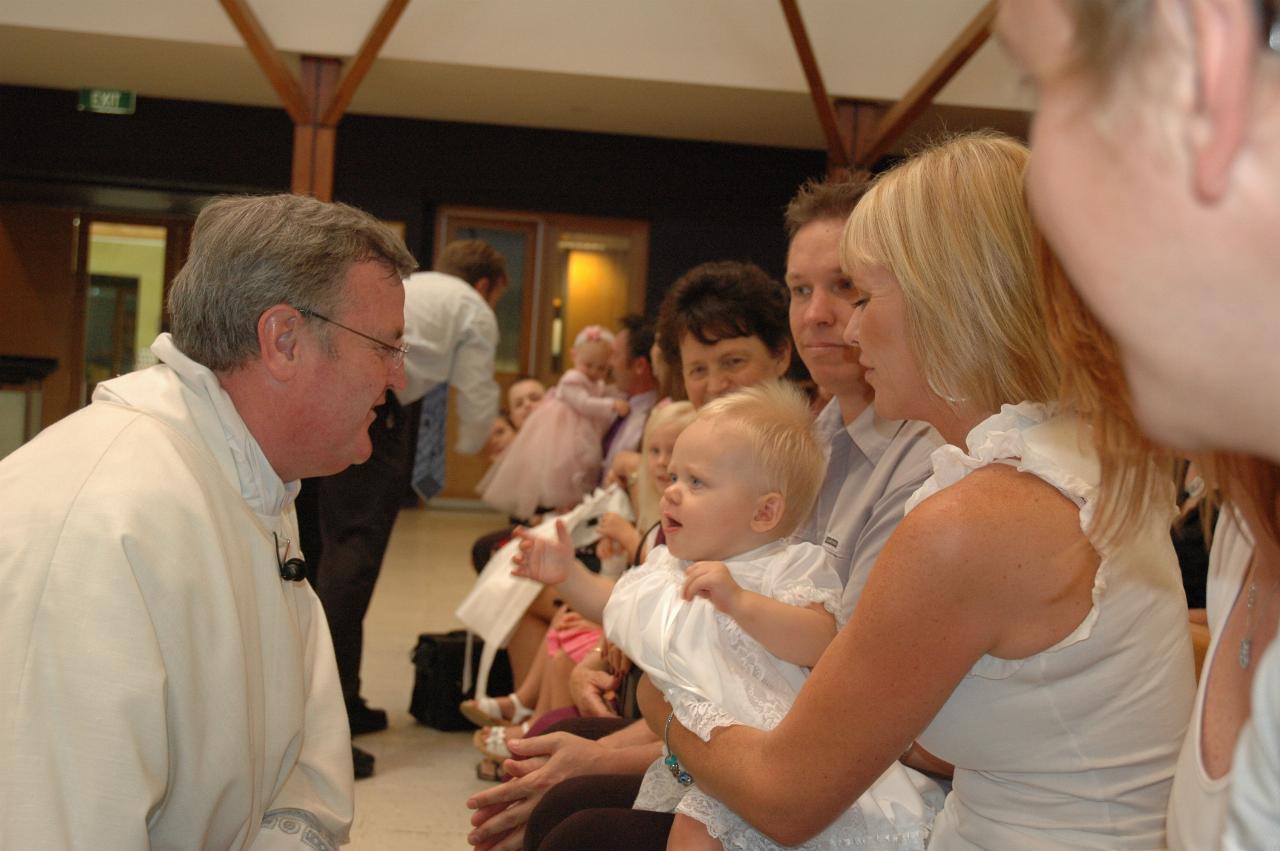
[78,88,136,115]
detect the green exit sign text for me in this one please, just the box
[78,88,136,115]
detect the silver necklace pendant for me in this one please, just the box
[1241,582,1260,670]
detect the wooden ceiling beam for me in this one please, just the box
[855,1,997,168]
[218,0,309,125]
[778,0,850,170]
[220,0,411,199]
[321,0,410,127]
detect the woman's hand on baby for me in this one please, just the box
[511,520,574,586]
[613,399,631,417]
[682,561,742,615]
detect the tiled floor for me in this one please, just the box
[345,504,508,850]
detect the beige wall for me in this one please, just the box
[87,223,167,364]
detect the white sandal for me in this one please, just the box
[472,721,530,761]
[459,692,532,728]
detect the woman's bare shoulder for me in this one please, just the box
[883,463,1088,602]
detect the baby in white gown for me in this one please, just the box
[604,382,940,851]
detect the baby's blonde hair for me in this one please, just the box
[696,381,824,538]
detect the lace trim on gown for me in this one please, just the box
[678,786,932,851]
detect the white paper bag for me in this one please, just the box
[454,484,633,696]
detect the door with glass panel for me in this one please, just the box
[432,207,648,502]
[77,217,191,404]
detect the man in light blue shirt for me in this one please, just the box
[782,178,941,620]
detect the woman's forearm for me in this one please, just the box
[667,716,864,845]
[599,719,663,773]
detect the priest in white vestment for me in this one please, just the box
[0,193,418,849]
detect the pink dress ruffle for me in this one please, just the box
[544,626,603,663]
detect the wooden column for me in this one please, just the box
[293,56,342,199]
[835,99,887,176]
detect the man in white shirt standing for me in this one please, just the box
[0,193,415,849]
[309,239,506,776]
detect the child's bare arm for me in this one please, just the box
[513,520,618,621]
[683,561,838,667]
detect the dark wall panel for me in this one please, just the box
[1,84,825,309]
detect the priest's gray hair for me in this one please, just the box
[168,193,416,372]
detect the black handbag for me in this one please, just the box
[408,630,514,731]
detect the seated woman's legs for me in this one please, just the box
[528,774,672,851]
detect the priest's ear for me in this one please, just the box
[750,492,785,534]
[257,305,304,380]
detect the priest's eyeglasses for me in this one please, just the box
[296,307,409,367]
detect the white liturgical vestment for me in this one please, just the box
[0,334,353,850]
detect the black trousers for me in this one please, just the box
[525,717,672,851]
[301,397,416,709]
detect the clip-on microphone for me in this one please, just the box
[273,532,308,582]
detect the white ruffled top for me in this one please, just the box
[913,403,1196,850]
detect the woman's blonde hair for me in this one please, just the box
[696,381,824,539]
[1037,238,1174,542]
[1039,236,1280,546]
[841,131,1060,414]
[635,401,697,535]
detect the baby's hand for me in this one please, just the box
[682,561,742,615]
[597,512,632,541]
[595,536,626,560]
[551,606,586,632]
[511,519,575,586]
[613,399,631,417]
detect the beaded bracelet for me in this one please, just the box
[663,711,694,786]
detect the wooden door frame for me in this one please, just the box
[435,205,649,382]
[435,208,543,374]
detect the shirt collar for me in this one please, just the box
[628,389,658,409]
[839,399,913,467]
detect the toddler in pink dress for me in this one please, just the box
[480,326,629,519]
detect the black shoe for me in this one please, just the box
[352,745,375,780]
[348,698,388,736]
